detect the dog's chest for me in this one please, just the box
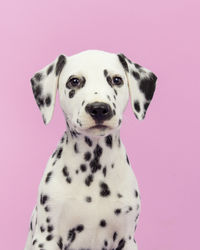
[38,136,140,237]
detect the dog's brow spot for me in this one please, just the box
[47,64,54,75]
[106,76,112,87]
[104,69,108,77]
[69,89,75,98]
[134,101,140,112]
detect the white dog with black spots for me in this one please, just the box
[25,50,157,250]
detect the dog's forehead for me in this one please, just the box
[65,50,124,75]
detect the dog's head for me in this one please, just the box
[30,50,157,137]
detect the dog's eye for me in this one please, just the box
[66,77,81,88]
[112,76,123,86]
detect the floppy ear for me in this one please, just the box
[30,55,66,124]
[117,53,157,120]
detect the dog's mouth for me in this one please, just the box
[89,124,110,130]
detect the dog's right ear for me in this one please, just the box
[30,55,66,125]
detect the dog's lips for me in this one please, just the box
[89,124,110,130]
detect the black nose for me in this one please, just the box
[85,102,113,122]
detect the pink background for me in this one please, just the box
[0,0,199,249]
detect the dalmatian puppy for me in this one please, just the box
[25,50,157,250]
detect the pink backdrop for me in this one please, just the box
[0,0,199,249]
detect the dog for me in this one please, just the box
[25,50,157,250]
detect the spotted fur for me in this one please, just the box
[25,50,157,250]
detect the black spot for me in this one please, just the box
[106,76,112,87]
[94,144,103,158]
[30,221,32,231]
[40,194,48,205]
[80,164,87,172]
[34,72,42,81]
[113,95,116,100]
[100,182,111,197]
[57,237,63,250]
[99,219,107,227]
[144,102,150,111]
[74,143,79,153]
[134,63,142,69]
[117,54,129,72]
[113,232,117,241]
[113,102,116,108]
[76,224,84,232]
[102,166,107,177]
[40,226,45,232]
[104,240,108,246]
[139,73,157,101]
[38,243,44,248]
[116,238,126,250]
[107,95,111,101]
[135,214,139,222]
[111,163,114,168]
[45,206,50,212]
[118,119,121,126]
[134,101,140,112]
[46,234,53,241]
[90,158,101,173]
[85,136,92,147]
[66,177,72,183]
[45,171,52,183]
[86,196,92,202]
[126,155,130,165]
[68,228,76,242]
[46,217,51,223]
[57,147,63,159]
[56,55,66,76]
[62,166,69,177]
[82,100,85,106]
[76,169,79,174]
[94,92,98,94]
[132,70,140,80]
[85,174,93,186]
[47,64,53,75]
[45,95,51,107]
[32,239,37,245]
[105,135,112,148]
[104,69,108,77]
[47,225,54,233]
[117,193,123,198]
[84,152,91,161]
[129,236,131,240]
[69,89,75,98]
[113,109,116,115]
[114,208,121,215]
[114,89,118,95]
[135,190,139,198]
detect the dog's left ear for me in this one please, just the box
[117,53,158,120]
[30,55,66,124]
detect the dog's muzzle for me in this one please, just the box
[85,102,113,123]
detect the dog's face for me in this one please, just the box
[31,50,157,137]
